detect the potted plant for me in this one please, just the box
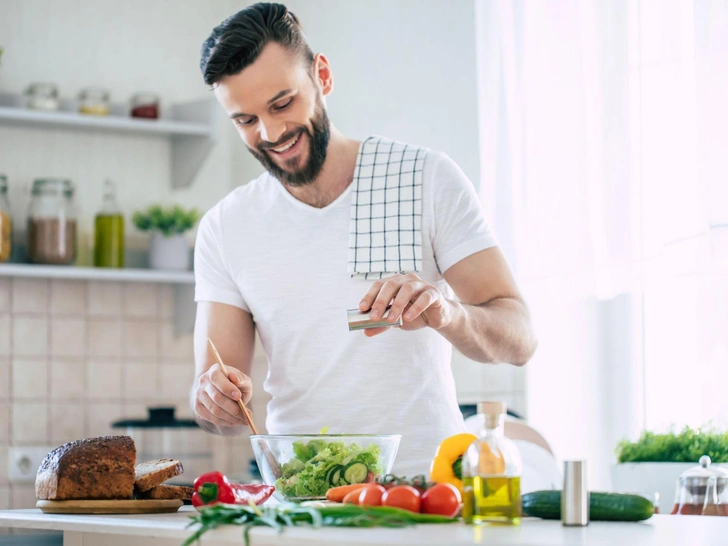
[132,205,200,270]
[612,426,728,514]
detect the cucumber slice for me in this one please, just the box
[343,462,368,484]
[326,465,343,485]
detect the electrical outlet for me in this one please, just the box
[8,447,53,484]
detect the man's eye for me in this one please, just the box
[274,99,293,111]
[237,117,256,126]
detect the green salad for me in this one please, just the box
[275,439,382,498]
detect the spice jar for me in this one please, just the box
[672,456,728,516]
[27,179,77,265]
[24,83,60,111]
[78,87,111,116]
[130,92,160,119]
[0,175,13,263]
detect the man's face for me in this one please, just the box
[213,42,331,186]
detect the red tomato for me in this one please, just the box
[358,484,386,506]
[420,483,462,517]
[381,485,421,513]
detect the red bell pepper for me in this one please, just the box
[191,471,275,508]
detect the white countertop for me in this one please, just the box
[0,507,725,545]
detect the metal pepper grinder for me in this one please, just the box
[562,461,589,526]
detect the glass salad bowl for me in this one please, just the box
[250,434,401,502]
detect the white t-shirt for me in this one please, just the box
[194,145,498,476]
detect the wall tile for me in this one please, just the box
[87,360,122,400]
[0,403,8,445]
[12,359,48,400]
[85,403,123,438]
[50,280,87,315]
[123,362,159,399]
[50,403,85,444]
[0,358,8,399]
[87,319,121,357]
[50,318,87,357]
[122,320,158,358]
[159,285,174,319]
[159,363,194,399]
[482,364,515,394]
[0,279,9,312]
[87,281,122,317]
[0,447,6,485]
[159,323,193,360]
[0,314,9,356]
[50,360,85,400]
[11,279,49,314]
[12,403,48,444]
[12,316,48,357]
[11,484,37,509]
[0,485,8,510]
[122,283,159,317]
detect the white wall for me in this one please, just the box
[0,0,238,259]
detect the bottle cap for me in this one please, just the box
[477,401,507,415]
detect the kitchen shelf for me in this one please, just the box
[0,92,218,188]
[0,263,194,284]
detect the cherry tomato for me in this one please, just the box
[381,485,421,513]
[358,484,386,506]
[343,489,362,504]
[420,483,462,517]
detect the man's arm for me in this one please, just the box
[360,247,537,365]
[191,301,256,436]
[438,246,537,365]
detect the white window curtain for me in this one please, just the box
[475,0,728,489]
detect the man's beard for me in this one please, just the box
[248,99,331,187]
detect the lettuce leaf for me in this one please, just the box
[275,440,382,498]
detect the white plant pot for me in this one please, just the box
[612,462,728,514]
[148,232,190,271]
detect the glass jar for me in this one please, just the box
[672,456,728,516]
[0,175,13,262]
[24,83,59,111]
[462,401,523,525]
[27,179,77,265]
[130,92,160,119]
[78,87,111,116]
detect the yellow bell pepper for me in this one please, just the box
[429,433,477,492]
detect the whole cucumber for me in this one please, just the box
[522,490,654,522]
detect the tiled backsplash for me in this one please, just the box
[0,277,267,518]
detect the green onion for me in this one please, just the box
[183,503,458,546]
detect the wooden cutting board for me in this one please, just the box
[36,499,183,514]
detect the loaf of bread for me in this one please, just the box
[134,459,184,492]
[35,436,136,500]
[136,484,194,501]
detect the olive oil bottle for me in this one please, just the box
[462,401,523,525]
[94,179,124,268]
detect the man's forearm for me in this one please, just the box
[438,297,537,365]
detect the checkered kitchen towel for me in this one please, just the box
[348,136,428,279]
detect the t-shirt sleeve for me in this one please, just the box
[194,204,249,311]
[428,151,499,274]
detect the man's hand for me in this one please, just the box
[193,363,253,428]
[358,273,453,337]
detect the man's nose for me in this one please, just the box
[258,117,286,144]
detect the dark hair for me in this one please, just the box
[200,3,314,86]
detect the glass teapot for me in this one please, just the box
[671,456,728,516]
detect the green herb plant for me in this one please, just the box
[132,205,200,237]
[184,503,458,546]
[616,426,728,463]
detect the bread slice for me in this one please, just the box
[36,436,136,500]
[136,484,193,501]
[134,459,184,492]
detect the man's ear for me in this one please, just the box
[313,53,334,96]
